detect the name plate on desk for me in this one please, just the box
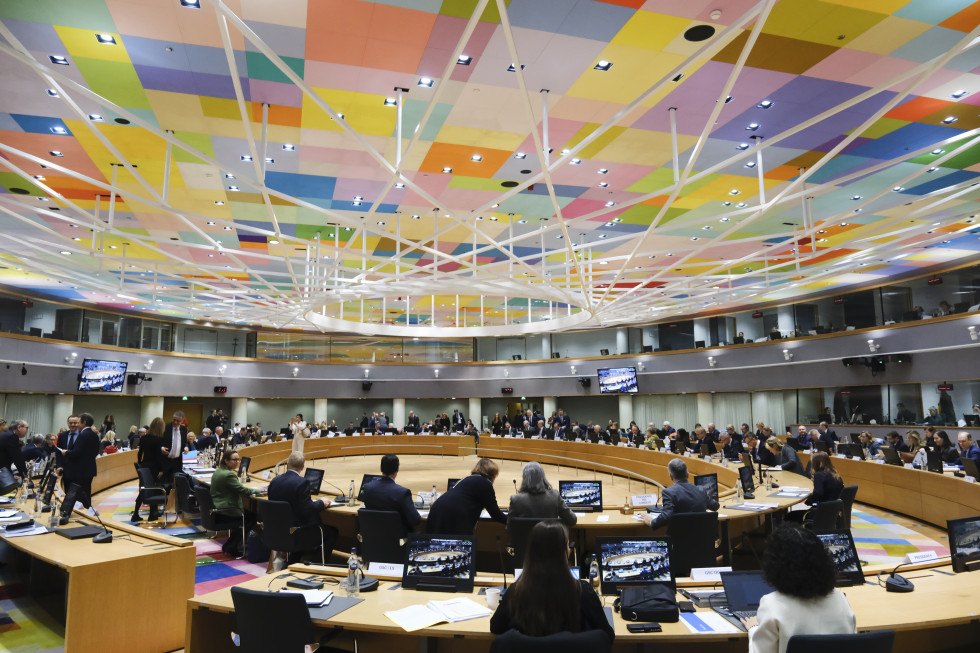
[837,454,847,459]
[630,494,658,507]
[875,459,885,464]
[852,456,862,461]
[367,562,404,577]
[905,463,914,469]
[966,476,977,483]
[691,566,732,581]
[904,551,939,564]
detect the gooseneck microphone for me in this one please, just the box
[90,507,113,544]
[322,479,349,502]
[879,560,915,593]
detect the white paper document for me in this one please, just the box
[680,612,741,634]
[385,597,491,631]
[280,589,333,606]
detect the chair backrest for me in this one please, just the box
[786,629,894,653]
[490,628,612,653]
[838,485,858,529]
[230,586,314,653]
[667,511,719,577]
[193,486,227,531]
[356,509,406,564]
[136,466,160,490]
[173,473,196,514]
[809,499,843,532]
[257,499,301,553]
[506,517,557,567]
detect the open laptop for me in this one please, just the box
[881,446,902,466]
[813,529,864,587]
[712,571,774,631]
[960,457,980,479]
[356,473,383,501]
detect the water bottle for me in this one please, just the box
[589,555,600,589]
[346,548,360,597]
[431,484,439,502]
[736,479,744,502]
[348,479,355,504]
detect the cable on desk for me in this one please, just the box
[267,572,294,592]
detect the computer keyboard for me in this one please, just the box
[733,610,757,621]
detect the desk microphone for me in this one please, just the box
[90,507,113,544]
[323,479,349,503]
[496,535,508,590]
[880,560,915,592]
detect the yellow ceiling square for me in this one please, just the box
[597,129,696,165]
[764,0,888,47]
[566,44,686,104]
[53,26,132,63]
[841,15,931,54]
[611,11,692,51]
[304,89,395,137]
[434,125,525,150]
[200,97,246,121]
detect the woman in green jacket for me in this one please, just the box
[209,449,261,555]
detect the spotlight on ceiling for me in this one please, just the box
[291,367,299,377]
[782,350,793,361]
[708,356,717,367]
[968,326,977,342]
[65,352,77,364]
[867,339,880,352]
[144,359,154,371]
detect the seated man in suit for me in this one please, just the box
[638,459,719,530]
[538,420,555,440]
[360,454,421,533]
[958,431,980,464]
[268,452,339,563]
[719,432,743,459]
[885,430,910,453]
[766,436,807,476]
[743,433,776,467]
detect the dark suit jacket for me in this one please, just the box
[426,473,507,535]
[721,440,744,458]
[649,480,719,529]
[777,444,807,476]
[361,476,421,532]
[406,415,421,431]
[160,425,188,472]
[452,413,466,428]
[137,434,163,477]
[555,414,571,428]
[64,426,99,480]
[269,469,325,527]
[0,428,27,477]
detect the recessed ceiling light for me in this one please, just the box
[513,152,527,160]
[227,185,239,191]
[95,33,116,44]
[851,195,862,200]
[736,143,750,150]
[89,114,104,121]
[942,240,950,244]
[729,189,741,195]
[736,202,747,208]
[489,216,498,221]
[570,158,581,164]
[854,208,863,212]
[411,215,420,220]
[556,234,564,239]
[744,161,756,168]
[951,89,969,98]
[506,63,526,72]
[594,60,613,71]
[68,223,77,227]
[351,201,362,206]
[417,77,434,88]
[599,234,607,238]
[817,230,826,234]
[180,0,201,6]
[746,123,760,131]
[892,186,904,192]
[37,196,49,201]
[931,149,945,155]
[206,221,215,225]
[927,167,938,172]
[49,55,69,65]
[720,217,730,222]
[722,201,732,206]
[241,154,252,161]
[612,217,622,223]
[457,54,471,65]
[394,183,405,189]
[50,125,67,134]
[207,254,214,257]
[672,73,684,82]
[724,96,735,104]
[282,143,295,151]
[702,225,711,230]
[598,168,609,174]
[71,237,80,241]
[471,154,482,162]
[60,250,71,255]
[757,100,773,109]
[376,221,385,226]
[224,173,235,179]
[108,245,117,249]
[214,201,224,205]
[383,97,397,106]
[605,201,616,207]
[46,88,59,97]
[442,167,453,173]
[690,236,699,241]
[840,222,850,226]
[223,226,232,231]
[264,157,274,164]
[517,219,527,224]
[941,116,958,124]
[353,196,363,201]
[49,150,63,157]
[598,182,608,188]
[268,238,279,244]
[818,238,827,243]
[492,203,499,208]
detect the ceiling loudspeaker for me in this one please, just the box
[361,381,373,391]
[578,376,591,388]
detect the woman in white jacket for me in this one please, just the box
[742,524,856,653]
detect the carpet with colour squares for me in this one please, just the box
[0,489,953,653]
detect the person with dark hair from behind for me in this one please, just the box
[508,461,577,528]
[268,452,339,563]
[787,452,843,523]
[426,458,507,535]
[489,521,613,643]
[360,453,421,532]
[765,436,806,476]
[742,523,855,652]
[132,417,165,521]
[638,458,719,530]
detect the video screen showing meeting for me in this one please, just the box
[558,480,603,512]
[694,473,718,503]
[598,536,672,595]
[814,530,864,586]
[356,474,383,501]
[77,358,127,393]
[402,534,476,592]
[596,366,638,394]
[948,516,980,573]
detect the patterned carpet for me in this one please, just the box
[0,487,953,653]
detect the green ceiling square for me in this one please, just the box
[0,0,115,30]
[73,58,151,110]
[245,51,304,85]
[440,0,511,23]
[172,132,215,164]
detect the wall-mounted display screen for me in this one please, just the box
[77,358,127,392]
[597,366,638,394]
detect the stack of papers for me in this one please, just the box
[385,597,491,631]
[2,524,49,537]
[281,589,333,606]
[729,502,779,511]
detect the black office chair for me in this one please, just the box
[257,499,329,565]
[193,486,246,555]
[506,517,557,568]
[805,499,843,532]
[838,485,858,530]
[786,630,894,653]
[355,509,406,564]
[135,465,170,524]
[230,586,341,653]
[172,472,199,519]
[667,512,719,577]
[490,628,612,653]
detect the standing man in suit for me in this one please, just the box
[555,409,571,430]
[0,419,29,481]
[638,459,719,530]
[59,412,99,508]
[160,410,188,483]
[360,454,421,533]
[452,409,466,431]
[405,411,421,434]
[268,452,339,563]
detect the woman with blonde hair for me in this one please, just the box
[101,430,118,454]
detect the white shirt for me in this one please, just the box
[748,589,856,653]
[170,427,181,458]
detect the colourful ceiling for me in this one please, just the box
[1,0,979,334]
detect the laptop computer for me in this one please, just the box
[960,457,980,479]
[881,447,902,466]
[712,571,774,631]
[303,468,325,495]
[356,473,383,501]
[813,529,864,587]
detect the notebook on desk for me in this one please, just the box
[711,571,774,631]
[56,523,103,540]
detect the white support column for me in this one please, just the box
[616,328,628,355]
[140,396,164,426]
[314,397,329,425]
[618,395,633,431]
[541,334,552,359]
[393,398,406,431]
[52,394,74,429]
[231,397,248,428]
[468,397,482,433]
[543,396,557,422]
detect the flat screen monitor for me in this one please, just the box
[963,414,979,427]
[304,468,325,495]
[402,533,476,593]
[738,466,755,493]
[881,447,902,465]
[694,473,718,503]
[670,439,686,455]
[926,450,944,473]
[597,536,672,595]
[812,440,830,453]
[741,452,755,475]
[558,480,603,512]
[447,478,460,491]
[948,515,980,573]
[356,473,383,501]
[237,456,251,478]
[814,530,864,586]
[77,358,127,392]
[596,366,638,394]
[961,458,980,479]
